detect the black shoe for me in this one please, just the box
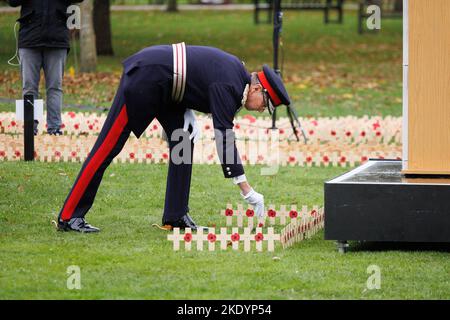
[163,214,208,231]
[58,218,100,233]
[48,129,63,136]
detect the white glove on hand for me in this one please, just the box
[241,188,265,218]
[183,108,200,143]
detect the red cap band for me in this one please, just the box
[257,71,282,106]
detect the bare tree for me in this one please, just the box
[80,0,97,72]
[94,0,114,56]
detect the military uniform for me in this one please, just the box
[58,44,251,225]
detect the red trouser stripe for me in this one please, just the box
[60,106,128,220]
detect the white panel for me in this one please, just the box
[15,99,44,121]
[402,65,408,170]
[402,0,409,171]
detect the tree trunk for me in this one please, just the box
[94,0,114,56]
[80,0,97,72]
[167,0,178,12]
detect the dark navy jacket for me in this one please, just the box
[8,0,84,49]
[122,45,251,178]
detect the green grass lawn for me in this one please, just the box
[0,10,402,117]
[0,162,449,299]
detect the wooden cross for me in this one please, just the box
[241,228,253,252]
[236,203,244,228]
[218,227,229,250]
[207,227,215,252]
[231,227,240,251]
[167,227,182,251]
[192,227,206,251]
[265,227,280,252]
[221,203,234,226]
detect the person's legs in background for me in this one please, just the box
[43,48,67,135]
[19,48,42,135]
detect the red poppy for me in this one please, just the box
[255,233,264,242]
[279,128,285,134]
[258,222,264,228]
[88,124,94,130]
[360,131,366,137]
[309,130,314,135]
[129,153,135,159]
[207,233,216,242]
[61,123,65,129]
[71,151,77,157]
[323,155,329,162]
[184,233,192,242]
[74,124,79,129]
[162,153,168,159]
[361,156,368,162]
[243,114,256,123]
[14,150,21,157]
[231,233,240,242]
[345,131,351,137]
[225,209,233,217]
[234,124,240,129]
[376,131,381,137]
[146,153,152,159]
[372,121,381,130]
[54,151,61,157]
[311,120,318,126]
[289,210,298,219]
[311,210,317,216]
[340,156,346,163]
[246,209,254,217]
[268,209,276,217]
[153,124,158,130]
[11,121,16,127]
[0,151,5,157]
[68,112,76,118]
[204,125,211,130]
[306,156,312,162]
[288,156,296,163]
[331,130,336,136]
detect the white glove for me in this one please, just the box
[241,188,265,218]
[183,108,200,143]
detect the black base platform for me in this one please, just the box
[324,160,450,252]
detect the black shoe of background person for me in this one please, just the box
[58,218,100,233]
[163,214,208,231]
[48,129,63,136]
[34,120,39,136]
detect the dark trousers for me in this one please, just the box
[58,75,194,224]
